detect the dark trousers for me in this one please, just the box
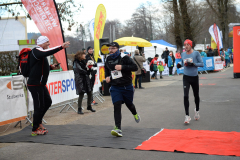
[169,67,173,75]
[114,101,137,130]
[159,71,162,78]
[28,86,52,131]
[135,75,142,88]
[78,92,92,109]
[151,71,157,78]
[90,71,96,102]
[183,75,200,116]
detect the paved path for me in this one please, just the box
[1,67,239,160]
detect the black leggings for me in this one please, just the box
[183,75,200,116]
[113,101,137,130]
[28,86,52,131]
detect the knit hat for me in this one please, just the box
[37,36,49,45]
[184,39,193,47]
[87,46,93,53]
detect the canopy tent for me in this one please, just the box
[150,40,177,49]
[114,37,152,47]
[121,43,177,59]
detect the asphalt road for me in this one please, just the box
[0,67,239,160]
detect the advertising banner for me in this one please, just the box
[0,76,27,126]
[22,0,68,71]
[233,26,240,73]
[209,24,223,54]
[214,56,224,71]
[94,4,107,62]
[89,18,95,39]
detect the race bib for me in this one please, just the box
[111,70,123,79]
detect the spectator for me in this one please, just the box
[161,47,170,64]
[175,51,181,59]
[200,50,207,57]
[133,49,146,89]
[28,36,70,136]
[82,48,86,53]
[207,48,214,57]
[157,61,164,79]
[213,49,219,56]
[123,49,130,56]
[150,54,159,79]
[86,46,98,108]
[168,51,175,76]
[73,51,94,114]
[225,49,230,68]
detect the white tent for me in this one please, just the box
[120,43,177,59]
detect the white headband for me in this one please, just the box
[37,36,49,45]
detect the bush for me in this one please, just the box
[0,51,19,76]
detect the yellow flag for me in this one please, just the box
[94,4,107,62]
[211,37,217,49]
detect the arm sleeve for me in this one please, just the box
[33,46,63,59]
[140,56,146,62]
[194,52,204,67]
[121,57,138,72]
[104,59,111,78]
[74,62,88,75]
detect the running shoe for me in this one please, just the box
[111,127,122,137]
[31,127,47,136]
[184,115,191,124]
[194,108,200,120]
[134,114,141,123]
[39,124,48,133]
[91,100,98,106]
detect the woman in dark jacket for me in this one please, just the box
[73,51,96,114]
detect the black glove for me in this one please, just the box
[186,62,194,66]
[177,63,182,69]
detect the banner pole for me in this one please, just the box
[53,0,69,70]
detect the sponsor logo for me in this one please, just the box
[6,80,23,90]
[95,11,105,40]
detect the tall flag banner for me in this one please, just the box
[22,0,68,71]
[89,18,95,39]
[209,23,223,55]
[94,4,107,62]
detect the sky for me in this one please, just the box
[26,0,160,34]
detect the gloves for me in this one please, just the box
[185,62,194,66]
[177,63,182,69]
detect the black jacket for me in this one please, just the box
[105,54,138,86]
[73,59,92,94]
[86,53,97,67]
[161,50,169,59]
[27,46,63,86]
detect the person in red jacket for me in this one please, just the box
[175,51,181,59]
[150,54,159,79]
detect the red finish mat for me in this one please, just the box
[135,129,240,157]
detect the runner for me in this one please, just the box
[28,36,70,136]
[105,42,140,137]
[177,39,203,124]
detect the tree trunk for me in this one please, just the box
[173,0,183,52]
[179,0,193,41]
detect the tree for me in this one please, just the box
[0,0,82,31]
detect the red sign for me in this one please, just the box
[22,0,68,71]
[213,23,220,56]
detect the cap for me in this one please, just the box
[184,39,193,47]
[106,42,119,49]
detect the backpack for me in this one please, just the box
[17,48,32,77]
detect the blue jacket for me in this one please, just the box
[168,55,173,67]
[225,52,229,59]
[200,52,207,57]
[228,48,232,54]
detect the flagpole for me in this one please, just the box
[53,0,69,70]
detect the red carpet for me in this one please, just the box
[135,129,240,156]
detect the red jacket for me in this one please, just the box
[150,57,158,66]
[175,52,181,59]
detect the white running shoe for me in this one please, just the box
[194,108,200,120]
[184,115,191,124]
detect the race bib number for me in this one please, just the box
[111,70,123,79]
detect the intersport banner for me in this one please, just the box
[209,23,223,55]
[22,0,68,71]
[94,4,107,62]
[0,76,27,126]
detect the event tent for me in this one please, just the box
[120,43,177,59]
[150,39,177,49]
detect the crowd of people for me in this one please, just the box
[28,35,231,137]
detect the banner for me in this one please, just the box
[209,24,223,54]
[176,57,215,74]
[22,0,68,71]
[213,56,224,71]
[89,18,95,39]
[0,76,27,126]
[94,4,107,62]
[44,67,101,105]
